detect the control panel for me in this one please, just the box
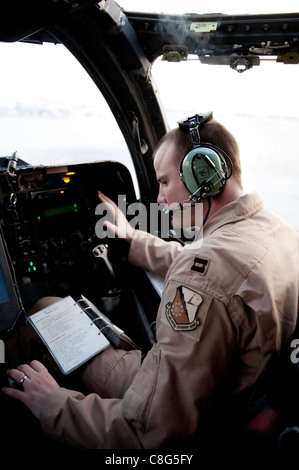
[0,160,137,313]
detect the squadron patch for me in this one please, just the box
[165,286,202,331]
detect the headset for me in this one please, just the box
[178,112,232,203]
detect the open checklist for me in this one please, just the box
[28,296,110,374]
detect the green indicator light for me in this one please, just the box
[44,204,78,217]
[28,268,31,272]
[30,261,34,267]
[33,266,37,271]
[37,216,41,222]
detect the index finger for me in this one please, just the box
[98,190,109,202]
[98,191,116,206]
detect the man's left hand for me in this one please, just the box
[1,360,60,419]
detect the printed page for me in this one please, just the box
[28,296,110,374]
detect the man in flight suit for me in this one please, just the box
[2,114,299,449]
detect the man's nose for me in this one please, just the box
[157,189,166,204]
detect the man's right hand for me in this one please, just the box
[98,191,135,242]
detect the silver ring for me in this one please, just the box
[19,374,29,384]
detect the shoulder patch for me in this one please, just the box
[165,286,202,331]
[161,280,212,341]
[191,257,210,275]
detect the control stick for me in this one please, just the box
[92,244,115,281]
[92,244,121,313]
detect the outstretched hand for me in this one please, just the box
[2,360,60,420]
[98,191,135,242]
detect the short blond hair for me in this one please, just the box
[154,119,242,188]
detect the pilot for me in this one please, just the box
[2,114,299,449]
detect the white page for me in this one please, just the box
[28,296,110,374]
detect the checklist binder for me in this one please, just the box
[76,295,139,351]
[28,295,139,374]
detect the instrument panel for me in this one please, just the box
[0,160,137,313]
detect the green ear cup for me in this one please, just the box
[179,146,227,198]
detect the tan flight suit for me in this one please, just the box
[40,193,299,448]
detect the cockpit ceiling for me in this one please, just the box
[0,0,299,67]
[0,0,101,42]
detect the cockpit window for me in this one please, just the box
[152,54,299,230]
[119,2,299,229]
[0,41,138,191]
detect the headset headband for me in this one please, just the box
[178,112,213,144]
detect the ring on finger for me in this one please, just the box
[19,374,29,384]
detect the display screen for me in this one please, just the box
[0,264,9,304]
[43,203,78,218]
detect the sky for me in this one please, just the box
[119,0,299,14]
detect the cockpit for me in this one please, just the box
[1,0,299,452]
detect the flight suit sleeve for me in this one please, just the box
[122,286,237,448]
[41,390,142,449]
[40,285,237,449]
[128,230,183,277]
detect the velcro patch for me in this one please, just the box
[191,257,210,275]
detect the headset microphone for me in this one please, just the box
[163,199,195,215]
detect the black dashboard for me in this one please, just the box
[0,160,159,350]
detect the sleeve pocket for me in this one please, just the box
[123,345,161,432]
